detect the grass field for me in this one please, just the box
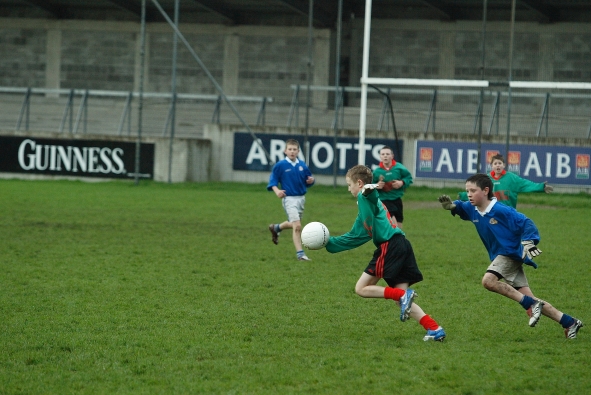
[1,179,590,394]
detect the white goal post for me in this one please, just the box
[357,0,591,164]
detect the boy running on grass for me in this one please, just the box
[325,164,445,342]
[267,139,315,261]
[439,173,583,338]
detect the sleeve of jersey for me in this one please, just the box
[363,189,381,216]
[399,165,413,188]
[372,170,380,184]
[516,176,545,193]
[266,163,280,191]
[451,200,470,220]
[520,217,541,245]
[303,164,315,187]
[325,222,371,253]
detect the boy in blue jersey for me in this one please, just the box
[439,173,583,338]
[267,139,315,261]
[325,165,445,341]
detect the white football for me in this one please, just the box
[301,222,330,250]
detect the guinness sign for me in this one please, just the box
[0,136,154,179]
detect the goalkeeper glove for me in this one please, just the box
[361,183,379,196]
[544,182,554,193]
[438,195,456,210]
[522,240,542,260]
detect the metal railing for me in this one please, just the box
[288,84,591,139]
[1,87,272,136]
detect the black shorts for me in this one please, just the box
[364,234,423,287]
[382,198,404,223]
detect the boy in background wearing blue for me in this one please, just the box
[439,173,582,338]
[267,139,315,261]
[325,165,445,341]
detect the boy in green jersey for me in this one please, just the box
[372,146,413,228]
[325,164,445,342]
[458,154,553,208]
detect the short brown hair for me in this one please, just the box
[380,146,394,155]
[285,139,300,148]
[346,165,373,185]
[466,173,494,199]
[490,154,505,164]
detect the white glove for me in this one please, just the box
[362,183,379,196]
[522,240,542,260]
[544,182,553,193]
[438,195,456,210]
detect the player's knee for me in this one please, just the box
[354,285,368,297]
[481,276,496,291]
[293,222,302,233]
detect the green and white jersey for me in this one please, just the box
[325,189,403,253]
[458,171,545,208]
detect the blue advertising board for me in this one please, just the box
[233,132,404,175]
[415,140,590,186]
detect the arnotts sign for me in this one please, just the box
[0,136,154,179]
[233,132,404,175]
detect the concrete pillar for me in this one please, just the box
[223,33,240,96]
[134,31,150,92]
[538,33,554,81]
[438,31,455,79]
[348,19,362,87]
[313,32,330,108]
[45,29,61,97]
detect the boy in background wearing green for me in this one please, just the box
[324,165,445,342]
[458,154,553,208]
[372,146,413,229]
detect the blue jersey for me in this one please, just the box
[451,199,540,268]
[267,158,314,196]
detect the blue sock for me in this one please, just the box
[297,250,305,258]
[519,295,536,310]
[274,224,281,233]
[559,314,575,328]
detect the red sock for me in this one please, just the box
[384,287,405,301]
[419,315,439,331]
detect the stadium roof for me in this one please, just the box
[1,0,591,28]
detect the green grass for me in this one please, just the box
[1,179,590,394]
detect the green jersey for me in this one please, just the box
[372,161,413,201]
[458,171,545,208]
[325,189,403,253]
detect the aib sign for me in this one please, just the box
[415,140,590,186]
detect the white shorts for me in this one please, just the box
[487,255,529,289]
[282,195,305,223]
